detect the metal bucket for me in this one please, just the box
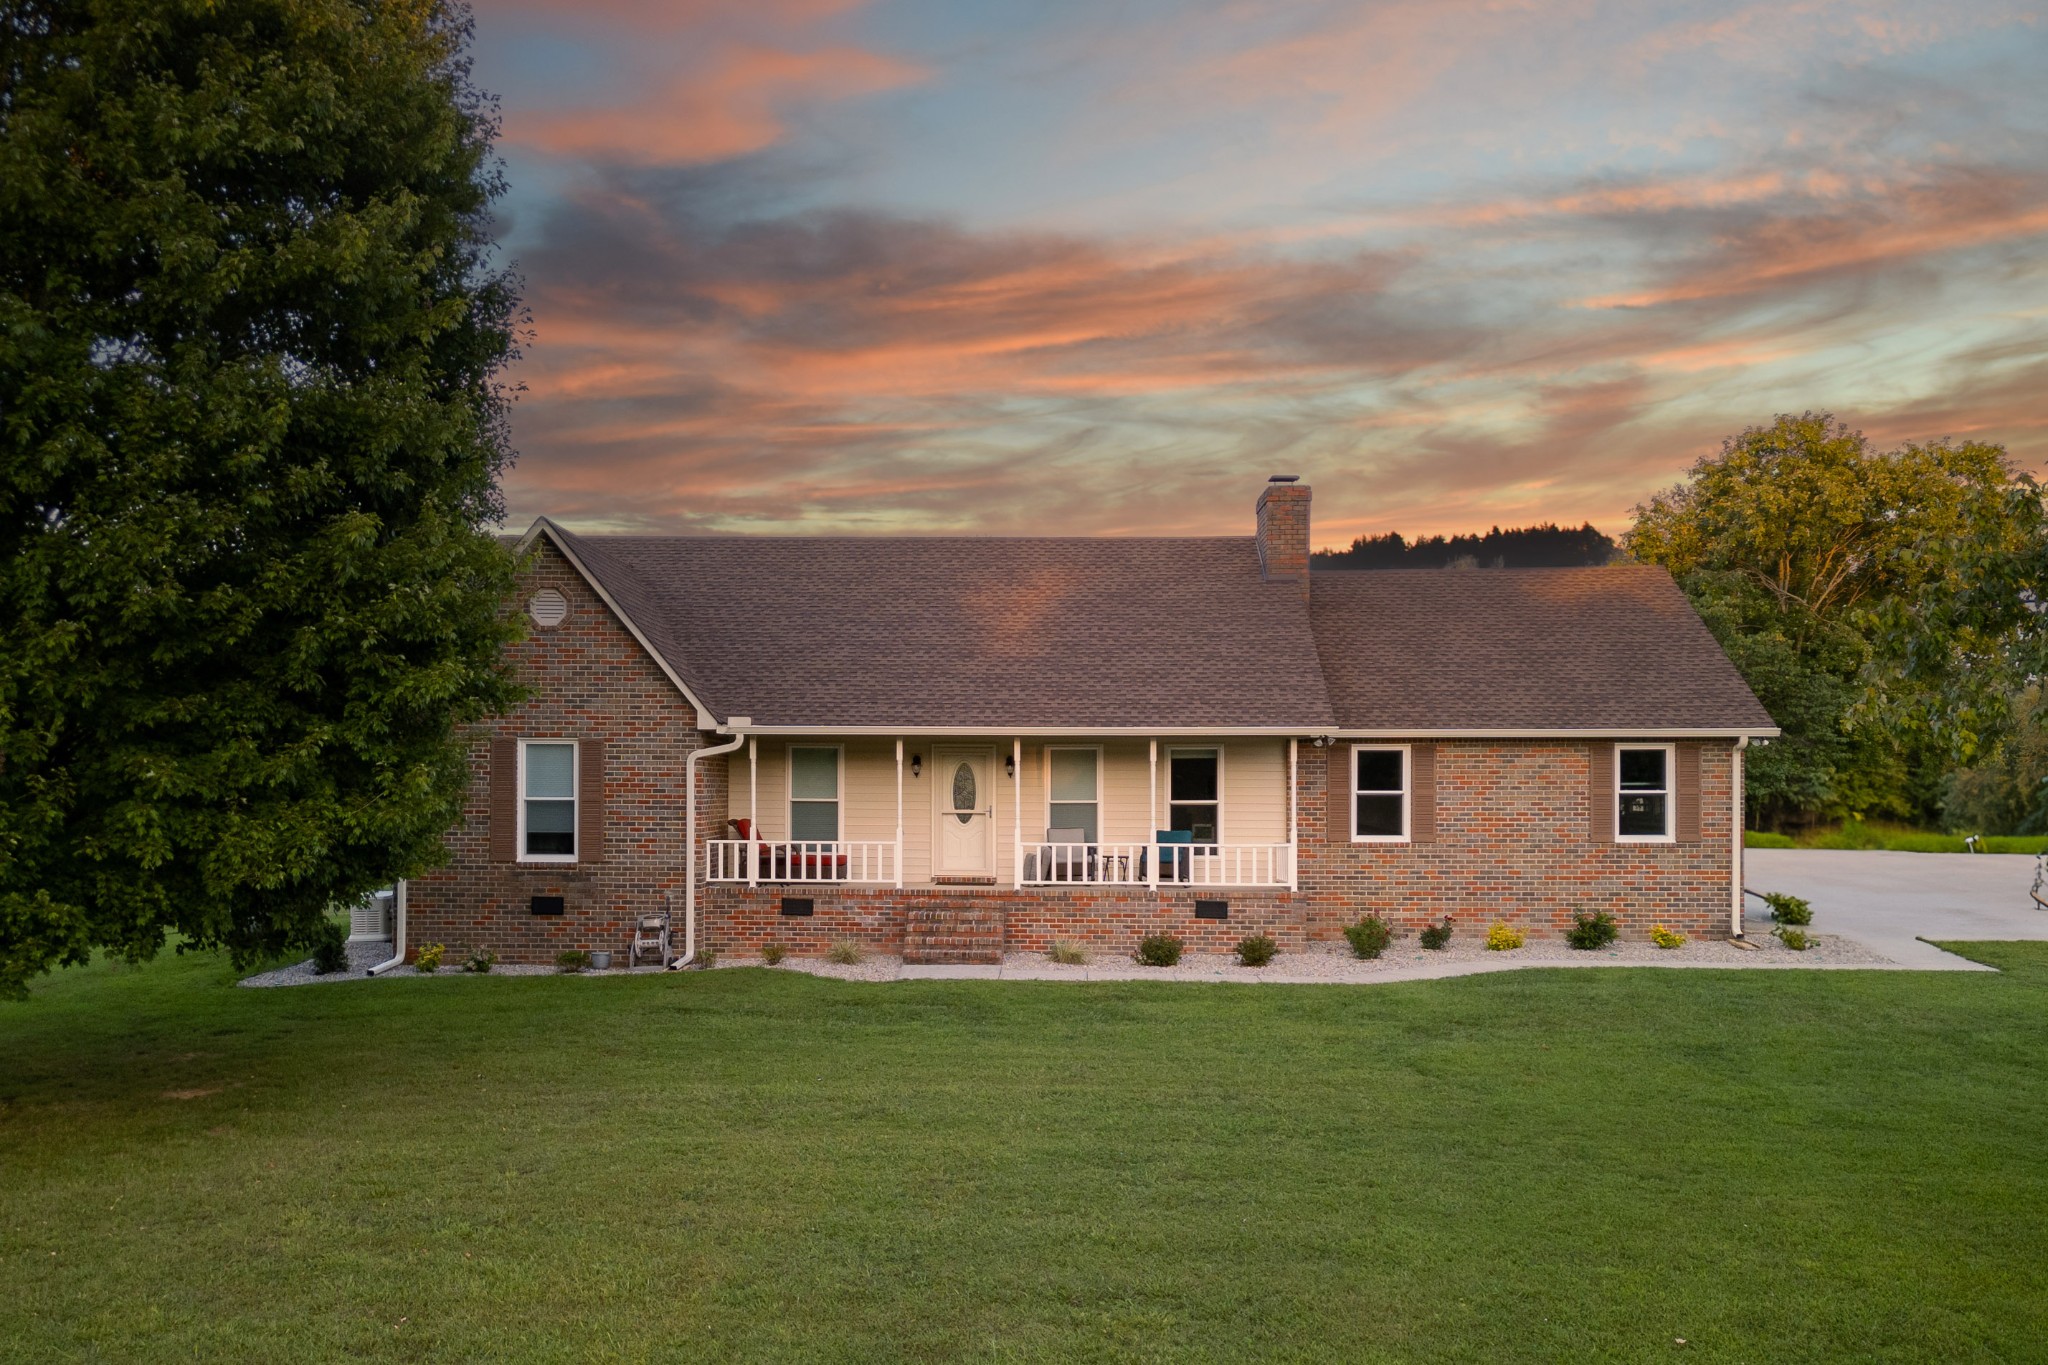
[589,951,612,970]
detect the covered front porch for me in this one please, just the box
[705,735,1300,891]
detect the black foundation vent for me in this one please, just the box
[1193,899,1229,921]
[780,897,814,918]
[529,895,565,917]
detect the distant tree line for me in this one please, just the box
[1313,522,1617,571]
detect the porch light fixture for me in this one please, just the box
[911,753,921,778]
[1005,754,1016,778]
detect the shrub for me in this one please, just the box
[1343,916,1393,960]
[697,947,719,969]
[1650,925,1686,950]
[1763,892,1813,926]
[1048,940,1089,965]
[761,942,788,965]
[1417,918,1454,951]
[1236,935,1277,967]
[1774,927,1813,951]
[1564,911,1619,950]
[555,949,591,973]
[826,940,864,965]
[1135,934,1184,967]
[308,916,349,975]
[413,943,445,974]
[1485,922,1525,951]
[462,947,496,974]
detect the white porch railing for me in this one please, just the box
[1018,841,1293,888]
[706,839,899,884]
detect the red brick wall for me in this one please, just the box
[699,885,1304,958]
[1296,740,1737,942]
[408,539,719,964]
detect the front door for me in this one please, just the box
[933,746,995,879]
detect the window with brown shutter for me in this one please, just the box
[1675,742,1701,843]
[1410,743,1437,844]
[490,735,517,862]
[578,738,606,864]
[1587,742,1615,843]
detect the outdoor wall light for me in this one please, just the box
[1005,754,1017,778]
[911,753,922,777]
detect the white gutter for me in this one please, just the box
[731,724,1321,737]
[366,879,408,976]
[1731,736,1749,938]
[1332,726,1781,740]
[728,724,1781,740]
[672,725,748,969]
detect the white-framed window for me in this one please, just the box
[1167,748,1222,843]
[1045,746,1101,843]
[789,745,842,842]
[519,740,578,862]
[1616,744,1674,842]
[1351,744,1409,842]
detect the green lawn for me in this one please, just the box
[1746,818,2048,853]
[4,949,2046,1363]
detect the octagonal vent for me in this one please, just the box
[529,589,569,628]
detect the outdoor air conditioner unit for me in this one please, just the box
[348,888,396,944]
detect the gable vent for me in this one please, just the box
[529,589,569,628]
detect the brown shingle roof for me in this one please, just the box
[550,525,1335,729]
[1309,565,1775,731]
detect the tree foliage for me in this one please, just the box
[1627,413,2048,829]
[0,0,524,996]
[1315,522,1615,571]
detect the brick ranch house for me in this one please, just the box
[402,477,1778,966]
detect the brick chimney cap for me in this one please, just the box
[1268,474,1301,483]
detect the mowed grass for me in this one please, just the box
[1745,819,2048,853]
[3,949,2046,1363]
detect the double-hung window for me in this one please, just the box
[1168,749,1220,842]
[1351,746,1408,841]
[1616,744,1672,841]
[789,746,841,842]
[1047,747,1100,843]
[520,740,578,861]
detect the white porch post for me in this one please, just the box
[1012,737,1023,887]
[1148,739,1159,890]
[747,737,759,888]
[895,738,905,889]
[1287,737,1299,891]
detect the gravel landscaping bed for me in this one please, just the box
[986,929,1895,981]
[243,927,1894,987]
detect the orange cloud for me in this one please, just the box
[1581,176,2048,308]
[505,45,925,165]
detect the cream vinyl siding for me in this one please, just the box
[1220,739,1287,843]
[737,736,1290,887]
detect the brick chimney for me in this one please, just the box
[1256,475,1311,599]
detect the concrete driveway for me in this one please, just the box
[1745,848,2048,969]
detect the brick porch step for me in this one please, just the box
[903,901,1006,966]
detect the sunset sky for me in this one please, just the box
[470,0,2048,547]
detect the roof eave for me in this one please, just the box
[1330,725,1781,740]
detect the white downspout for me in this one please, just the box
[367,879,408,976]
[1731,736,1749,938]
[673,725,748,969]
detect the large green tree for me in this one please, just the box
[1627,413,2048,829]
[0,0,524,996]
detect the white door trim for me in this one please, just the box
[931,745,996,878]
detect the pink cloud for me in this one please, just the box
[504,45,925,166]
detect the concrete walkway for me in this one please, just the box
[1745,848,2048,969]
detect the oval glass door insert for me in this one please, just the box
[952,762,976,823]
